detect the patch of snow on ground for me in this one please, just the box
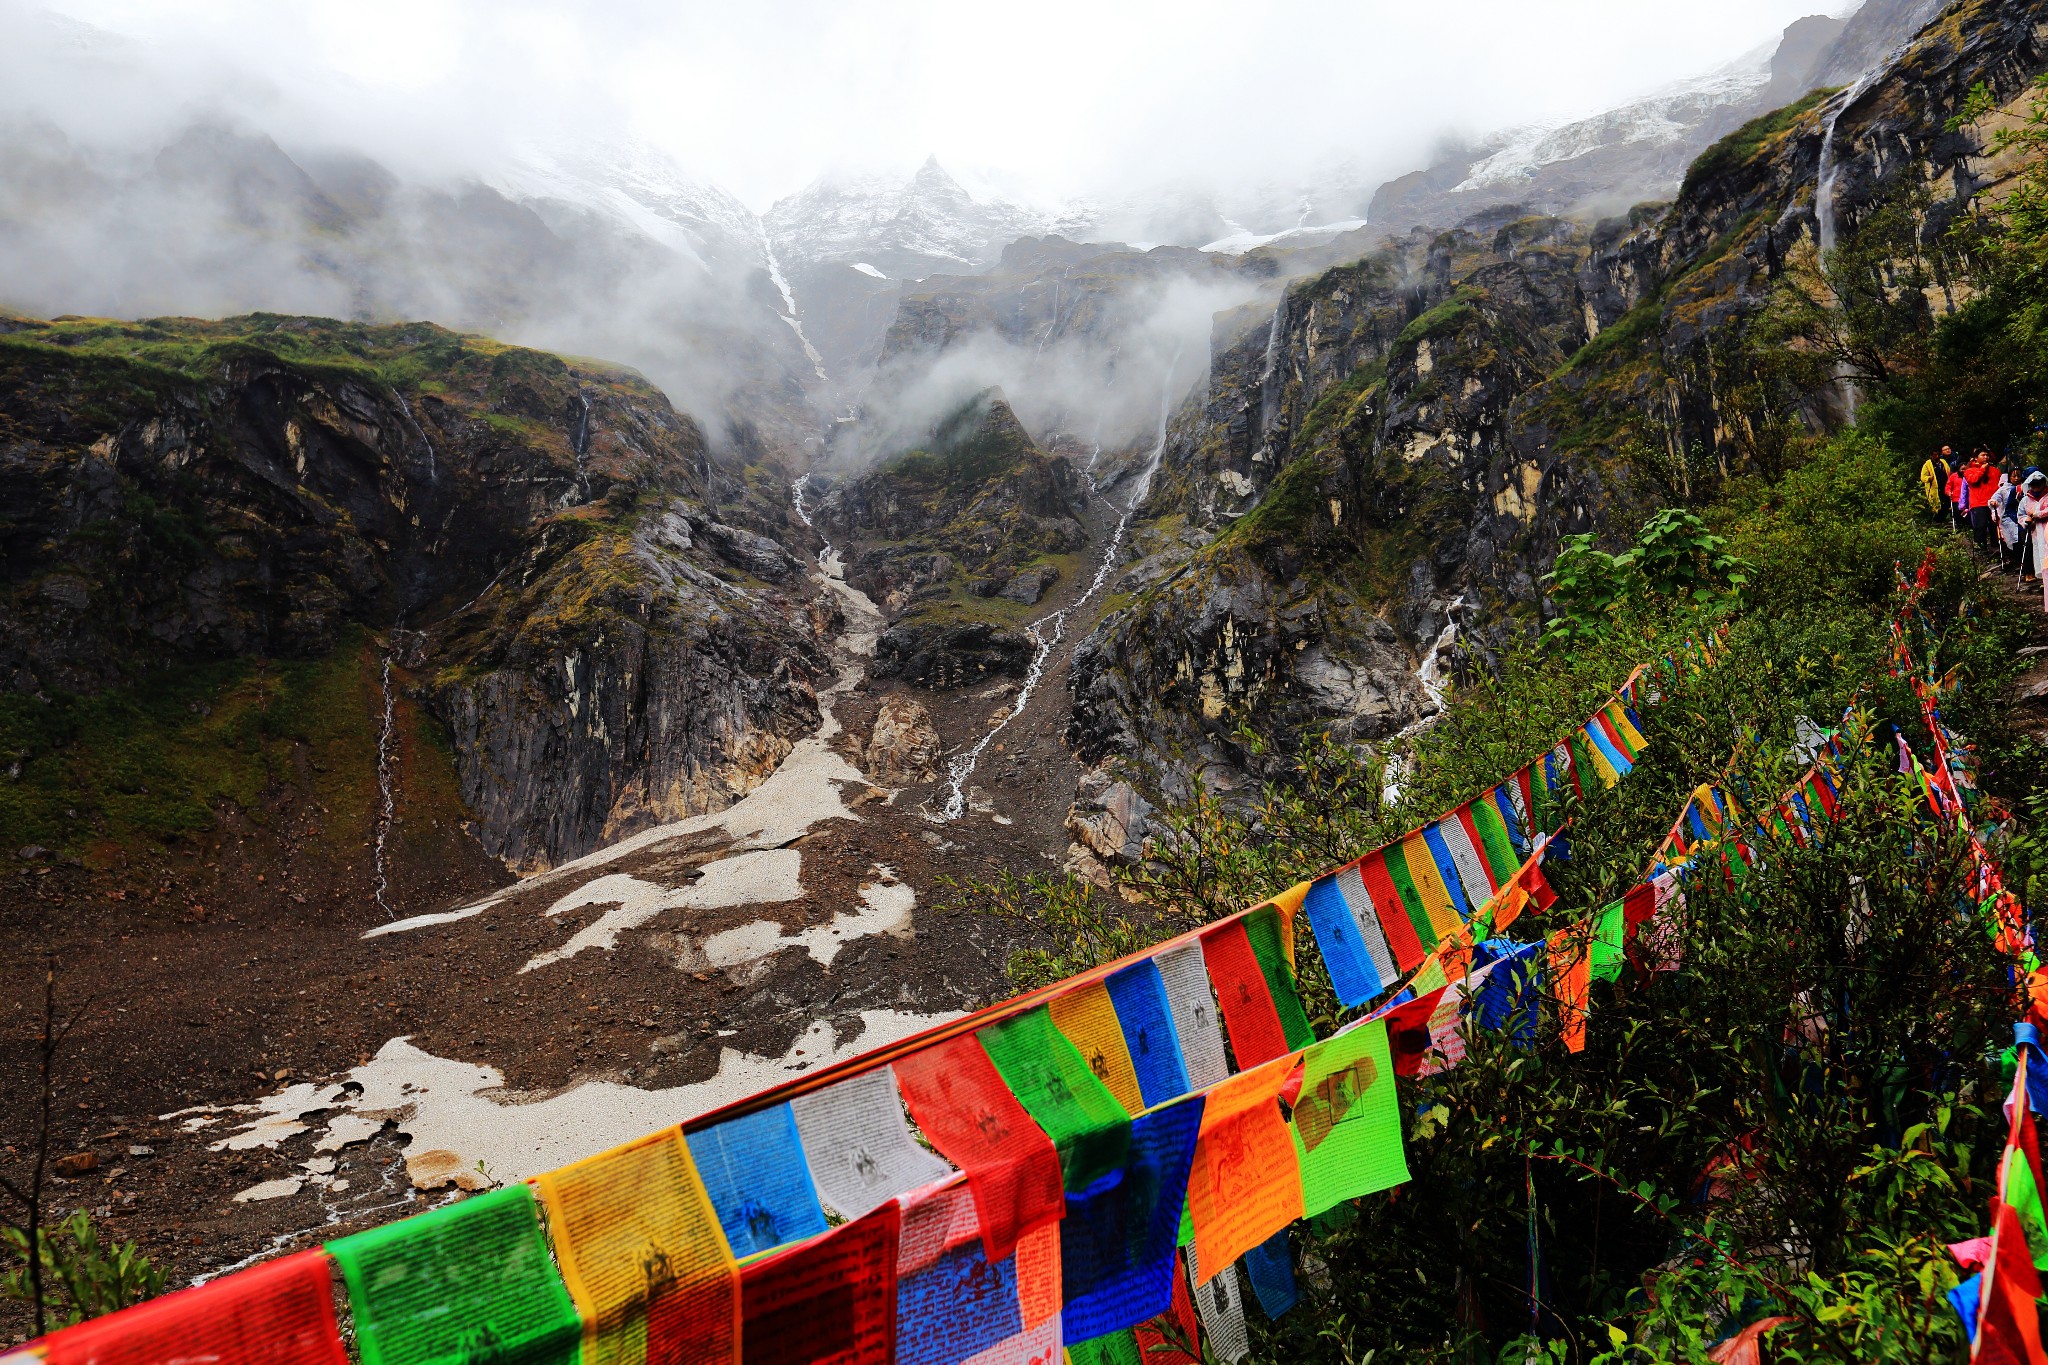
[229,1009,959,1188]
[520,848,807,973]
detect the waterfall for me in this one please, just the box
[935,344,1187,822]
[1255,292,1288,453]
[372,652,398,920]
[759,227,829,382]
[1397,594,1467,739]
[396,394,437,482]
[1814,84,1870,422]
[790,473,842,577]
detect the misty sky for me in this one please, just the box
[18,0,1855,210]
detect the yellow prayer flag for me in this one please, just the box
[1048,980,1147,1116]
[534,1127,739,1365]
[1399,835,1463,940]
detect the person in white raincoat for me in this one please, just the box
[2021,469,2048,606]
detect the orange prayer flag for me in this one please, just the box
[1187,1051,1305,1282]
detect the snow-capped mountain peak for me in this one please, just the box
[764,155,1058,280]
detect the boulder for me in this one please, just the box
[864,695,942,785]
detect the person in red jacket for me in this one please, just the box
[1963,449,2001,552]
[1945,450,1967,530]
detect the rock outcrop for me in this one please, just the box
[0,315,828,872]
[1069,0,2048,819]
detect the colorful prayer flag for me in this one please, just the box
[1290,1019,1409,1216]
[740,1200,898,1365]
[328,1183,582,1365]
[538,1126,741,1365]
[1103,959,1193,1109]
[1183,1248,1248,1363]
[1059,1094,1205,1341]
[788,1066,957,1221]
[1153,941,1230,1090]
[1187,1052,1305,1280]
[30,1249,347,1365]
[1242,1230,1299,1320]
[1302,870,1391,1009]
[1129,1252,1202,1365]
[895,1035,1065,1262]
[686,1104,831,1259]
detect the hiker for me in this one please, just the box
[2023,470,2048,609]
[1920,449,1951,517]
[1947,456,1968,530]
[2021,468,2045,585]
[1997,466,2025,572]
[1963,449,2001,553]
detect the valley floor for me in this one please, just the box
[0,481,1126,1308]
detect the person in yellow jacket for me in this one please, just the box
[1919,450,1949,516]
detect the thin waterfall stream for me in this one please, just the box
[936,345,1186,821]
[372,651,399,919]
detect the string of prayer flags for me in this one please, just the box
[1183,1248,1249,1363]
[978,1006,1131,1194]
[1058,1094,1205,1342]
[1047,981,1147,1116]
[1187,1051,1307,1279]
[1494,778,1533,855]
[1128,1253,1203,1365]
[537,1127,740,1365]
[30,1248,348,1365]
[2001,1081,2048,1272]
[739,1201,899,1365]
[1153,940,1231,1090]
[895,1037,1065,1263]
[328,1183,583,1365]
[1103,959,1193,1108]
[1290,1019,1409,1217]
[686,1104,830,1259]
[1200,905,1314,1070]
[1243,1230,1300,1320]
[789,1066,957,1221]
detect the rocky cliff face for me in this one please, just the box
[1068,0,2048,821]
[814,390,1089,686]
[0,315,827,872]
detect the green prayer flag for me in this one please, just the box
[1244,904,1316,1051]
[1381,843,1440,951]
[2005,1146,2048,1272]
[1067,1327,1143,1365]
[1469,797,1520,886]
[327,1183,581,1365]
[1590,902,1628,984]
[979,1005,1131,1192]
[1289,1019,1409,1217]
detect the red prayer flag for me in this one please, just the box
[1201,917,1291,1069]
[1356,851,1425,971]
[33,1249,348,1365]
[894,1039,1065,1262]
[1977,1199,2048,1364]
[741,1200,900,1365]
[1524,858,1558,912]
[1380,987,1450,1078]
